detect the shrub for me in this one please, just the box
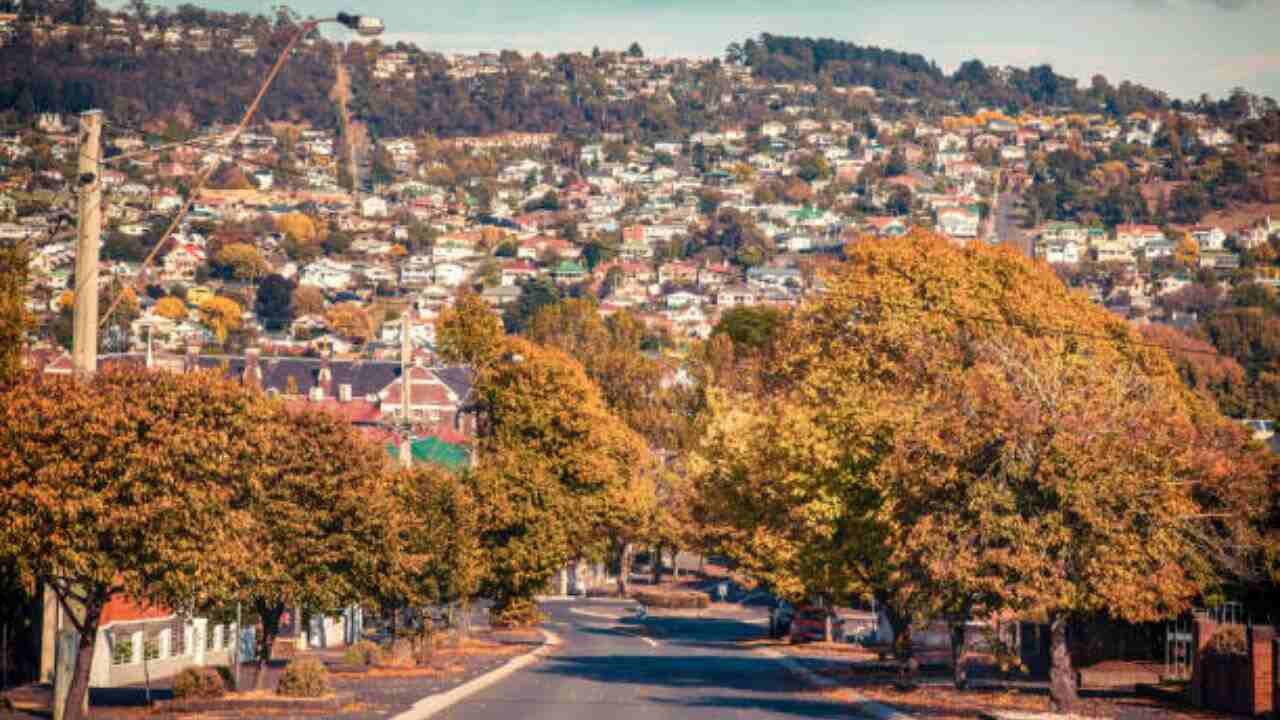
[342,640,384,667]
[489,598,544,628]
[276,657,330,697]
[1206,625,1248,656]
[382,638,415,668]
[633,590,709,609]
[172,667,226,700]
[212,665,236,691]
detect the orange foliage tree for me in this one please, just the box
[696,228,1272,709]
[0,369,272,719]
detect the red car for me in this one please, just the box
[789,606,845,644]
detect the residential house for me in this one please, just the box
[162,244,205,281]
[936,206,980,240]
[1115,224,1166,251]
[716,284,758,308]
[299,258,354,290]
[1191,226,1227,252]
[1037,239,1083,264]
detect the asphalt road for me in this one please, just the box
[436,600,850,720]
[994,191,1033,258]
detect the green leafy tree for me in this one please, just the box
[467,338,653,624]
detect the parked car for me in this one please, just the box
[789,606,844,644]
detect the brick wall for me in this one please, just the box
[1249,626,1273,717]
[1191,619,1276,717]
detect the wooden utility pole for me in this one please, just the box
[71,110,102,376]
[399,311,412,468]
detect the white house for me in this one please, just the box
[1191,226,1227,252]
[1039,241,1083,265]
[716,284,758,308]
[400,255,435,286]
[300,258,354,290]
[433,261,469,287]
[760,121,788,139]
[936,206,980,239]
[361,196,389,219]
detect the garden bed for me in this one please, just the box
[153,689,356,713]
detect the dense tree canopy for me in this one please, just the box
[0,369,272,717]
[695,229,1272,709]
[466,338,654,624]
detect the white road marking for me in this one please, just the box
[566,607,659,647]
[390,629,562,720]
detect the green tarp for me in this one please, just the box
[386,436,470,471]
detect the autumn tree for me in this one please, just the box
[292,284,326,317]
[1140,323,1249,417]
[437,289,504,369]
[388,466,484,632]
[0,239,30,388]
[199,296,243,344]
[325,302,375,344]
[216,242,269,284]
[277,212,320,244]
[526,301,688,588]
[697,229,1272,706]
[152,295,188,321]
[225,404,400,688]
[467,338,654,624]
[0,369,271,719]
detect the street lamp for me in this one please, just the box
[335,12,385,37]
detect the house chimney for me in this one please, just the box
[399,436,412,469]
[317,354,333,399]
[338,383,352,403]
[243,347,263,388]
[184,344,200,373]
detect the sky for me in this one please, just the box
[143,0,1280,101]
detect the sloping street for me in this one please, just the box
[436,600,849,720]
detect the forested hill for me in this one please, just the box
[730,33,1174,117]
[0,1,1262,140]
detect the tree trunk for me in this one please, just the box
[951,622,969,690]
[62,600,101,720]
[458,599,471,639]
[253,601,284,691]
[651,545,663,586]
[881,600,917,689]
[1048,615,1078,712]
[823,611,833,644]
[616,542,632,597]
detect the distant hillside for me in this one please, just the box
[729,33,1173,116]
[0,2,1270,141]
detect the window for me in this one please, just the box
[143,635,160,662]
[110,634,134,665]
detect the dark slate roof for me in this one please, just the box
[99,353,473,402]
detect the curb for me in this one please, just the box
[753,646,914,720]
[535,595,638,605]
[390,629,562,720]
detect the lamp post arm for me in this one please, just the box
[98,18,324,328]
